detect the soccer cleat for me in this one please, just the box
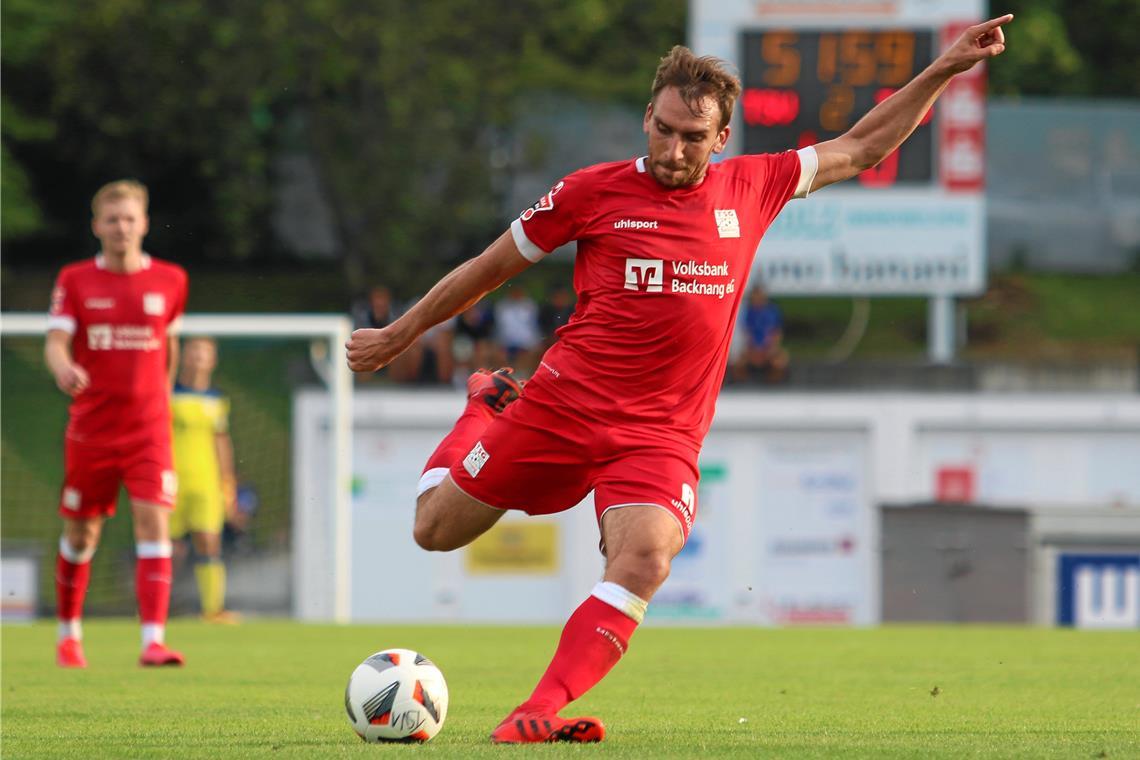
[489,709,606,744]
[201,610,241,625]
[466,368,524,414]
[139,642,185,667]
[56,637,88,669]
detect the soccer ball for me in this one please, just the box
[344,648,448,743]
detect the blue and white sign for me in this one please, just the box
[1057,554,1140,629]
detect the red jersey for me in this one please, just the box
[511,152,804,448]
[48,254,188,446]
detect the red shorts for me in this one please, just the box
[448,393,700,542]
[59,436,176,519]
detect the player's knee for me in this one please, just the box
[610,547,672,592]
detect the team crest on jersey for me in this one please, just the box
[519,181,565,222]
[62,487,81,511]
[714,209,740,239]
[463,442,490,478]
[143,293,166,316]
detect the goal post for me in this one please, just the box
[0,311,354,623]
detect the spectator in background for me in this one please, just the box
[734,284,789,383]
[352,285,395,331]
[495,287,542,373]
[452,303,497,384]
[538,284,575,350]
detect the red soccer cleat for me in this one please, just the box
[139,642,185,667]
[466,368,524,414]
[490,708,606,744]
[56,637,88,669]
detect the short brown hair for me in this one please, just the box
[91,179,149,216]
[651,46,741,131]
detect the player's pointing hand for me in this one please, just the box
[938,14,1013,75]
[345,326,410,373]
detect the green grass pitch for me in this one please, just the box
[3,620,1137,758]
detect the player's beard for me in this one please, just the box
[650,154,712,188]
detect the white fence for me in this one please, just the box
[295,390,1140,625]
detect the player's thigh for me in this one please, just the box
[414,474,507,550]
[60,438,122,519]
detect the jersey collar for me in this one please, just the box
[95,252,152,270]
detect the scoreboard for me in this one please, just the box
[691,0,987,296]
[741,29,935,186]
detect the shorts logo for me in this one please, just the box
[143,293,166,316]
[624,258,663,292]
[714,209,740,238]
[161,470,178,497]
[463,442,490,479]
[519,181,565,222]
[671,482,696,530]
[87,324,113,350]
[62,487,81,511]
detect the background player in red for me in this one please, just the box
[347,16,1012,743]
[46,180,189,668]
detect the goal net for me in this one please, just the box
[0,313,352,622]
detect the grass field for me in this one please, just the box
[3,621,1138,758]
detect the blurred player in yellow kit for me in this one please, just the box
[171,336,241,622]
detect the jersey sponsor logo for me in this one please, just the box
[624,258,664,293]
[519,181,565,222]
[84,297,115,310]
[62,487,81,511]
[143,293,166,316]
[670,482,696,531]
[463,441,491,478]
[613,219,659,230]
[87,324,113,350]
[714,209,740,238]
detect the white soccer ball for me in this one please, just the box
[344,648,449,743]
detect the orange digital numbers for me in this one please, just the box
[812,30,916,86]
[819,84,855,132]
[761,31,800,86]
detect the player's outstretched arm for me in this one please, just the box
[45,330,89,397]
[809,14,1012,192]
[345,230,533,372]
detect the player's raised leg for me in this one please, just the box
[133,500,184,666]
[412,368,522,551]
[491,506,683,743]
[55,517,103,668]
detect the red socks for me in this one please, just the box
[55,538,93,629]
[521,583,647,714]
[135,542,173,629]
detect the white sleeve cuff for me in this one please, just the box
[510,218,550,263]
[47,315,76,334]
[793,146,818,199]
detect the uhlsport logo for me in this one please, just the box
[670,483,696,531]
[613,219,659,230]
[624,258,664,292]
[519,181,565,222]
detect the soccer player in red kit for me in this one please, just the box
[47,180,189,668]
[347,17,1011,742]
